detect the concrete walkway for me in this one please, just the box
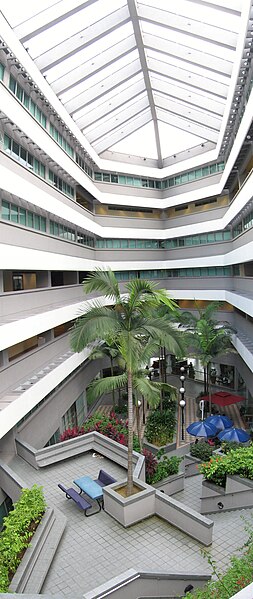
[9,451,253,598]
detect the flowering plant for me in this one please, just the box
[60,411,140,451]
[199,444,253,487]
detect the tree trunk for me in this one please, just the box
[204,367,207,394]
[110,358,115,410]
[207,363,212,416]
[136,398,142,452]
[127,369,134,496]
[164,347,167,383]
[160,344,164,411]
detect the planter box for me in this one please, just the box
[153,471,184,495]
[103,478,156,527]
[201,476,253,514]
[143,437,176,455]
[9,507,66,594]
[184,454,202,477]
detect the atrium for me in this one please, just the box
[0,2,253,590]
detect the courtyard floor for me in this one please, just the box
[9,451,253,598]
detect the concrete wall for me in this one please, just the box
[0,461,26,502]
[16,358,101,448]
[83,569,211,599]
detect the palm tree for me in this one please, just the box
[181,301,235,414]
[71,269,182,496]
[86,339,178,452]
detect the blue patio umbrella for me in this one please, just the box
[205,415,233,432]
[218,427,250,443]
[186,420,218,438]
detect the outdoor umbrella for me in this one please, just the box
[205,415,233,432]
[201,391,245,407]
[218,427,250,443]
[186,421,218,438]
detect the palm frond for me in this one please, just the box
[133,375,161,408]
[83,269,121,301]
[71,307,119,352]
[86,373,127,404]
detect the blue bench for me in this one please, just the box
[94,469,116,488]
[58,484,93,516]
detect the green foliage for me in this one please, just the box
[145,408,176,446]
[114,403,128,416]
[185,531,253,599]
[71,268,183,495]
[145,448,182,484]
[0,485,46,592]
[199,444,253,487]
[82,411,140,451]
[190,442,213,461]
[150,452,182,483]
[221,441,245,454]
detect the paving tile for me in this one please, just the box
[8,451,253,597]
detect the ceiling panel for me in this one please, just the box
[0,0,248,164]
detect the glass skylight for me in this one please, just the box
[0,0,248,166]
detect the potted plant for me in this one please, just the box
[199,444,253,513]
[144,449,184,495]
[143,402,176,454]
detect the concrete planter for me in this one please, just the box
[142,436,176,455]
[153,470,184,495]
[201,475,253,514]
[103,478,156,527]
[184,453,202,477]
[9,507,66,593]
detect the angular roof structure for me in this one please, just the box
[1,0,251,167]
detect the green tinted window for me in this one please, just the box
[23,92,29,108]
[16,83,23,101]
[10,205,18,223]
[19,208,26,225]
[0,63,4,80]
[27,212,33,227]
[9,75,16,93]
[4,134,11,151]
[34,215,40,230]
[2,200,10,220]
[12,141,19,156]
[30,100,36,116]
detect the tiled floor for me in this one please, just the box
[9,451,253,598]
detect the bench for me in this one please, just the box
[93,469,117,488]
[58,484,93,516]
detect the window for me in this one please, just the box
[2,200,10,220]
[0,62,4,80]
[10,205,18,223]
[12,275,23,291]
[9,75,16,93]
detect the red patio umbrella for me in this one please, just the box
[201,391,246,407]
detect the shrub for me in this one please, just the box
[190,442,213,461]
[60,412,140,451]
[144,448,182,484]
[143,449,158,483]
[199,444,253,487]
[0,485,46,592]
[60,426,84,441]
[145,408,176,446]
[114,404,128,416]
[221,440,245,454]
[185,526,253,598]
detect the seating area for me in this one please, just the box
[58,470,117,516]
[94,469,117,487]
[58,484,92,516]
